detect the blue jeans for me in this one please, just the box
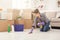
[40,21,50,32]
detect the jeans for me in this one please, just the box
[40,21,50,32]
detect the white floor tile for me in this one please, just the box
[0,29,60,40]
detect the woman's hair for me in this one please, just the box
[32,9,40,14]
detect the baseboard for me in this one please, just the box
[51,26,60,29]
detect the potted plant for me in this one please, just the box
[16,16,22,20]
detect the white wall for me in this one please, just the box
[0,0,12,19]
[30,0,58,12]
[12,0,32,9]
[0,0,58,11]
[12,0,59,18]
[12,0,46,9]
[33,0,58,12]
[32,0,58,12]
[0,0,59,19]
[0,0,12,10]
[45,0,58,12]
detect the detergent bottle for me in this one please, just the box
[8,24,11,33]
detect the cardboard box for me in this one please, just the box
[7,9,20,20]
[0,20,14,32]
[14,19,32,29]
[8,20,14,25]
[23,9,32,19]
[14,19,24,24]
[12,9,20,20]
[24,19,32,29]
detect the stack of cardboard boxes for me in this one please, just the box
[0,20,14,32]
[22,9,33,29]
[0,9,33,32]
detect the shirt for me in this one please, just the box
[32,13,50,26]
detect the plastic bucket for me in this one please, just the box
[14,24,24,32]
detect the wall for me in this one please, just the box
[12,0,32,9]
[12,0,59,19]
[31,0,58,12]
[33,0,58,12]
[0,0,12,10]
[12,0,46,9]
[0,0,58,11]
[0,0,12,19]
[45,0,58,12]
[0,0,59,19]
[12,0,34,19]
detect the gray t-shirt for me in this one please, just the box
[32,13,50,26]
[40,13,50,24]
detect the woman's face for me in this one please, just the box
[36,13,40,18]
[33,13,40,18]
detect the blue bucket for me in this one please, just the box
[14,24,24,32]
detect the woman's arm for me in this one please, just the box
[32,17,37,28]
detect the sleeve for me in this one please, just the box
[32,17,37,27]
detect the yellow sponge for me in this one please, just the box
[40,25,43,28]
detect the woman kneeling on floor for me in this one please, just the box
[29,9,50,34]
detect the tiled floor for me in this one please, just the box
[0,29,60,40]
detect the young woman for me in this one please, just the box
[29,9,50,34]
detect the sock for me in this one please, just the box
[29,27,34,34]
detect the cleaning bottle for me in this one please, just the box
[8,24,11,33]
[11,25,14,32]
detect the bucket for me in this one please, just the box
[14,24,24,32]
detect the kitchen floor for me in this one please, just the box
[0,29,60,40]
